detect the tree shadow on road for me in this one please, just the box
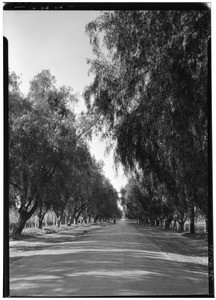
[10,245,208,297]
[9,222,210,297]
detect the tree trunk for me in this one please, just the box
[69,203,77,225]
[94,215,98,223]
[38,219,43,229]
[149,217,154,226]
[56,217,61,227]
[12,201,38,236]
[69,217,74,225]
[165,217,173,229]
[60,210,64,225]
[178,221,185,232]
[205,217,208,233]
[160,218,164,227]
[75,215,79,224]
[38,204,47,229]
[69,208,77,225]
[75,210,83,224]
[190,206,195,234]
[173,219,177,230]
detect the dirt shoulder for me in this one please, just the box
[10,223,105,258]
[132,223,208,266]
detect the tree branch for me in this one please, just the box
[75,115,102,141]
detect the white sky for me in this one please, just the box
[3,10,128,192]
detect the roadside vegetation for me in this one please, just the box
[84,9,210,234]
[9,70,122,237]
[9,9,210,238]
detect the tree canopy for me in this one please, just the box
[85,9,210,233]
[9,70,121,235]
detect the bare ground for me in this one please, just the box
[132,223,210,275]
[9,223,105,257]
[9,220,210,296]
[10,221,209,265]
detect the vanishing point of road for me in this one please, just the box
[10,220,208,296]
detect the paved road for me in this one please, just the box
[10,220,208,296]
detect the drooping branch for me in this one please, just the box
[75,114,102,141]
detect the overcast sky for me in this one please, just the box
[4,10,128,192]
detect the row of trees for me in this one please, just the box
[9,70,122,236]
[84,9,210,233]
[121,177,188,231]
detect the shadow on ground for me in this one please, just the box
[10,222,209,297]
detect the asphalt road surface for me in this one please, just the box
[10,220,208,296]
